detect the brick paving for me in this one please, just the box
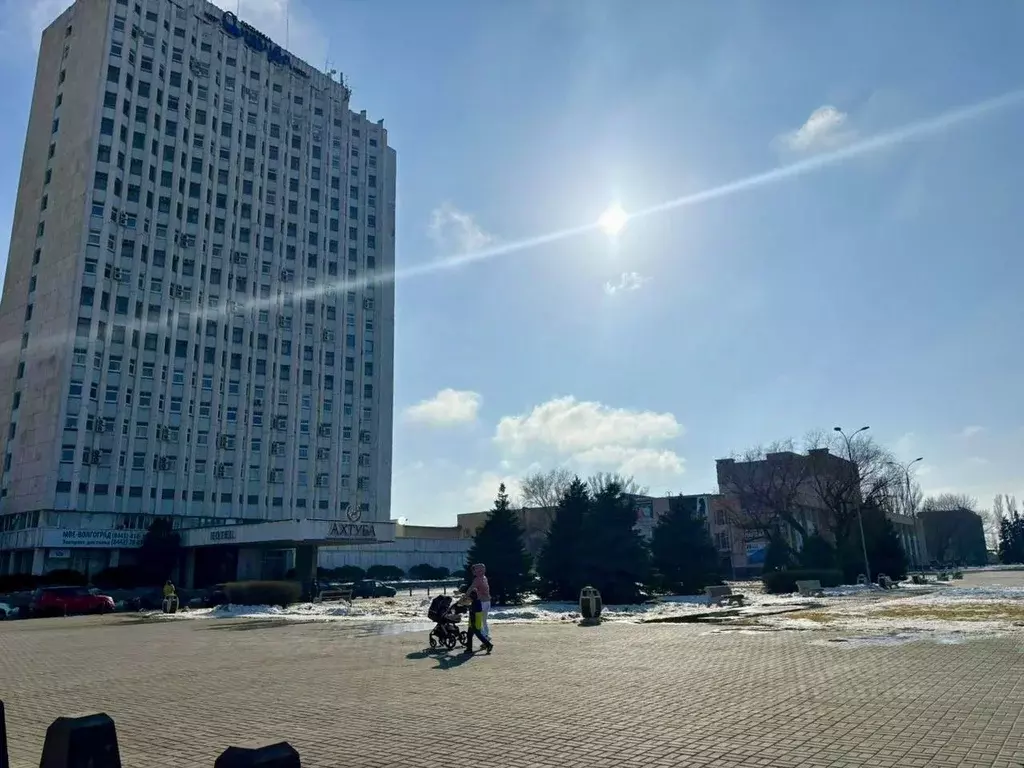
[1,614,1024,767]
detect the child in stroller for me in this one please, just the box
[427,594,469,650]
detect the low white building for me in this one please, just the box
[320,522,470,574]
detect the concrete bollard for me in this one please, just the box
[1,699,9,768]
[39,713,121,768]
[215,742,301,767]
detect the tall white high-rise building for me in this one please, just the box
[0,0,396,578]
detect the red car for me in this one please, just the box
[30,586,115,617]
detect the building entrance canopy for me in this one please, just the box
[181,519,396,549]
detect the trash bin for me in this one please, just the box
[579,586,602,623]
[162,595,179,614]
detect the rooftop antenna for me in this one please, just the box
[285,0,290,50]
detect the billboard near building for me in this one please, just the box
[633,499,656,539]
[745,541,768,566]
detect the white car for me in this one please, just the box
[0,602,13,619]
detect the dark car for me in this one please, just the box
[30,586,115,617]
[351,580,397,599]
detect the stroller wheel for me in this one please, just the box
[458,631,468,647]
[429,633,439,649]
[444,633,458,650]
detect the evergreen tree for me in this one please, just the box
[580,482,651,604]
[798,534,838,570]
[536,477,590,600]
[139,517,182,585]
[650,495,721,595]
[464,483,533,605]
[763,535,794,572]
[998,511,1024,564]
[837,505,907,582]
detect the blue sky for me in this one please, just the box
[1,1,1022,524]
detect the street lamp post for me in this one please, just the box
[897,456,924,566]
[834,425,872,584]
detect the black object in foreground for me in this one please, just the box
[215,742,302,767]
[1,699,9,768]
[39,713,122,768]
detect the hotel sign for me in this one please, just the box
[327,522,377,541]
[220,12,291,67]
[203,11,310,79]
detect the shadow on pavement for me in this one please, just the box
[434,651,476,670]
[202,619,295,631]
[405,649,438,660]
[404,647,479,669]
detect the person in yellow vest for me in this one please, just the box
[162,580,178,613]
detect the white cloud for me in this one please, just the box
[893,431,917,458]
[961,425,984,438]
[428,203,494,254]
[495,396,682,455]
[572,445,685,476]
[404,389,481,426]
[493,396,685,484]
[967,456,990,466]
[777,105,855,153]
[459,471,522,511]
[603,272,649,296]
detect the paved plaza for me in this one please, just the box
[2,605,1024,768]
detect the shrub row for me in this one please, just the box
[761,569,844,594]
[2,560,457,597]
[223,580,301,607]
[316,563,452,582]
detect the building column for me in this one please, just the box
[182,548,196,589]
[31,548,45,576]
[294,544,318,601]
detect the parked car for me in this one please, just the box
[0,601,14,619]
[30,586,115,618]
[351,580,397,599]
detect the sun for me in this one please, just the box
[597,203,629,236]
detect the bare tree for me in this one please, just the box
[519,468,575,510]
[586,471,649,498]
[895,480,924,518]
[986,494,1018,549]
[719,440,814,548]
[801,429,903,539]
[993,494,1005,520]
[978,508,1000,549]
[921,493,979,512]
[719,432,909,565]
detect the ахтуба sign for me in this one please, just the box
[327,522,377,541]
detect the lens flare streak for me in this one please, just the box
[6,89,1023,363]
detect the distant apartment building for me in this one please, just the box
[715,449,926,576]
[0,0,396,580]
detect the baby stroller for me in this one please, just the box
[427,594,468,650]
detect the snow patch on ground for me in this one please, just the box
[153,578,1024,641]
[810,631,988,648]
